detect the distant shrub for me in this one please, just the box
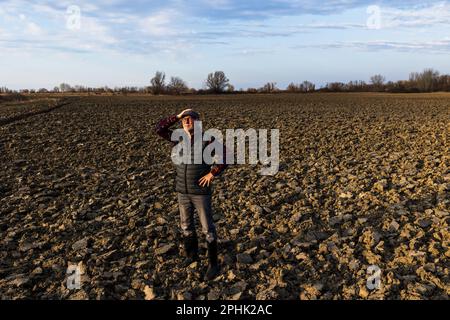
[0,93,28,103]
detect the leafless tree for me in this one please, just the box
[326,82,346,92]
[287,81,315,93]
[410,69,440,92]
[370,74,386,91]
[150,71,166,95]
[287,83,300,92]
[167,76,188,95]
[260,82,277,93]
[436,74,450,91]
[301,81,315,92]
[59,83,72,93]
[206,71,229,93]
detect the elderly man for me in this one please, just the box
[155,109,227,281]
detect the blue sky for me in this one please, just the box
[1,0,449,90]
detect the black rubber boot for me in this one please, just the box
[204,239,220,281]
[183,235,199,265]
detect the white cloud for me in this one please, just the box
[293,22,366,30]
[0,0,119,54]
[377,2,450,29]
[79,17,117,44]
[1,0,449,57]
[32,3,63,18]
[25,22,43,35]
[140,9,180,37]
[294,39,450,53]
[359,39,450,52]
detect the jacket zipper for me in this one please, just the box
[184,164,188,194]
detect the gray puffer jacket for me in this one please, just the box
[155,114,227,195]
[175,140,212,195]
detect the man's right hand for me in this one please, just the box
[177,109,194,120]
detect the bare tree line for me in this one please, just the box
[2,68,450,96]
[321,69,450,93]
[149,70,232,95]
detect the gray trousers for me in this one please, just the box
[178,193,217,243]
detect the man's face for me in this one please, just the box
[182,116,197,134]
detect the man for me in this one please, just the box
[155,109,227,281]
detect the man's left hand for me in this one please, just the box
[199,173,214,187]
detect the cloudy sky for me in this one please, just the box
[1,0,449,89]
